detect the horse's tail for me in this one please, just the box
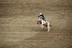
[48,22,50,32]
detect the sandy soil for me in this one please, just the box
[0,0,72,48]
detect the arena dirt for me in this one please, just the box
[0,0,72,48]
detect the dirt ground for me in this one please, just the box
[0,0,72,48]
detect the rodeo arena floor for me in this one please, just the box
[0,0,72,48]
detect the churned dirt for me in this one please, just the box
[0,0,72,48]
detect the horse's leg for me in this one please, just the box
[47,22,50,32]
[39,24,43,28]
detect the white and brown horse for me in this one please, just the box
[37,19,51,32]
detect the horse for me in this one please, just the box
[37,19,51,32]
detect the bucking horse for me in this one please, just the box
[37,13,51,32]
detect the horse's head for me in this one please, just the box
[37,19,42,24]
